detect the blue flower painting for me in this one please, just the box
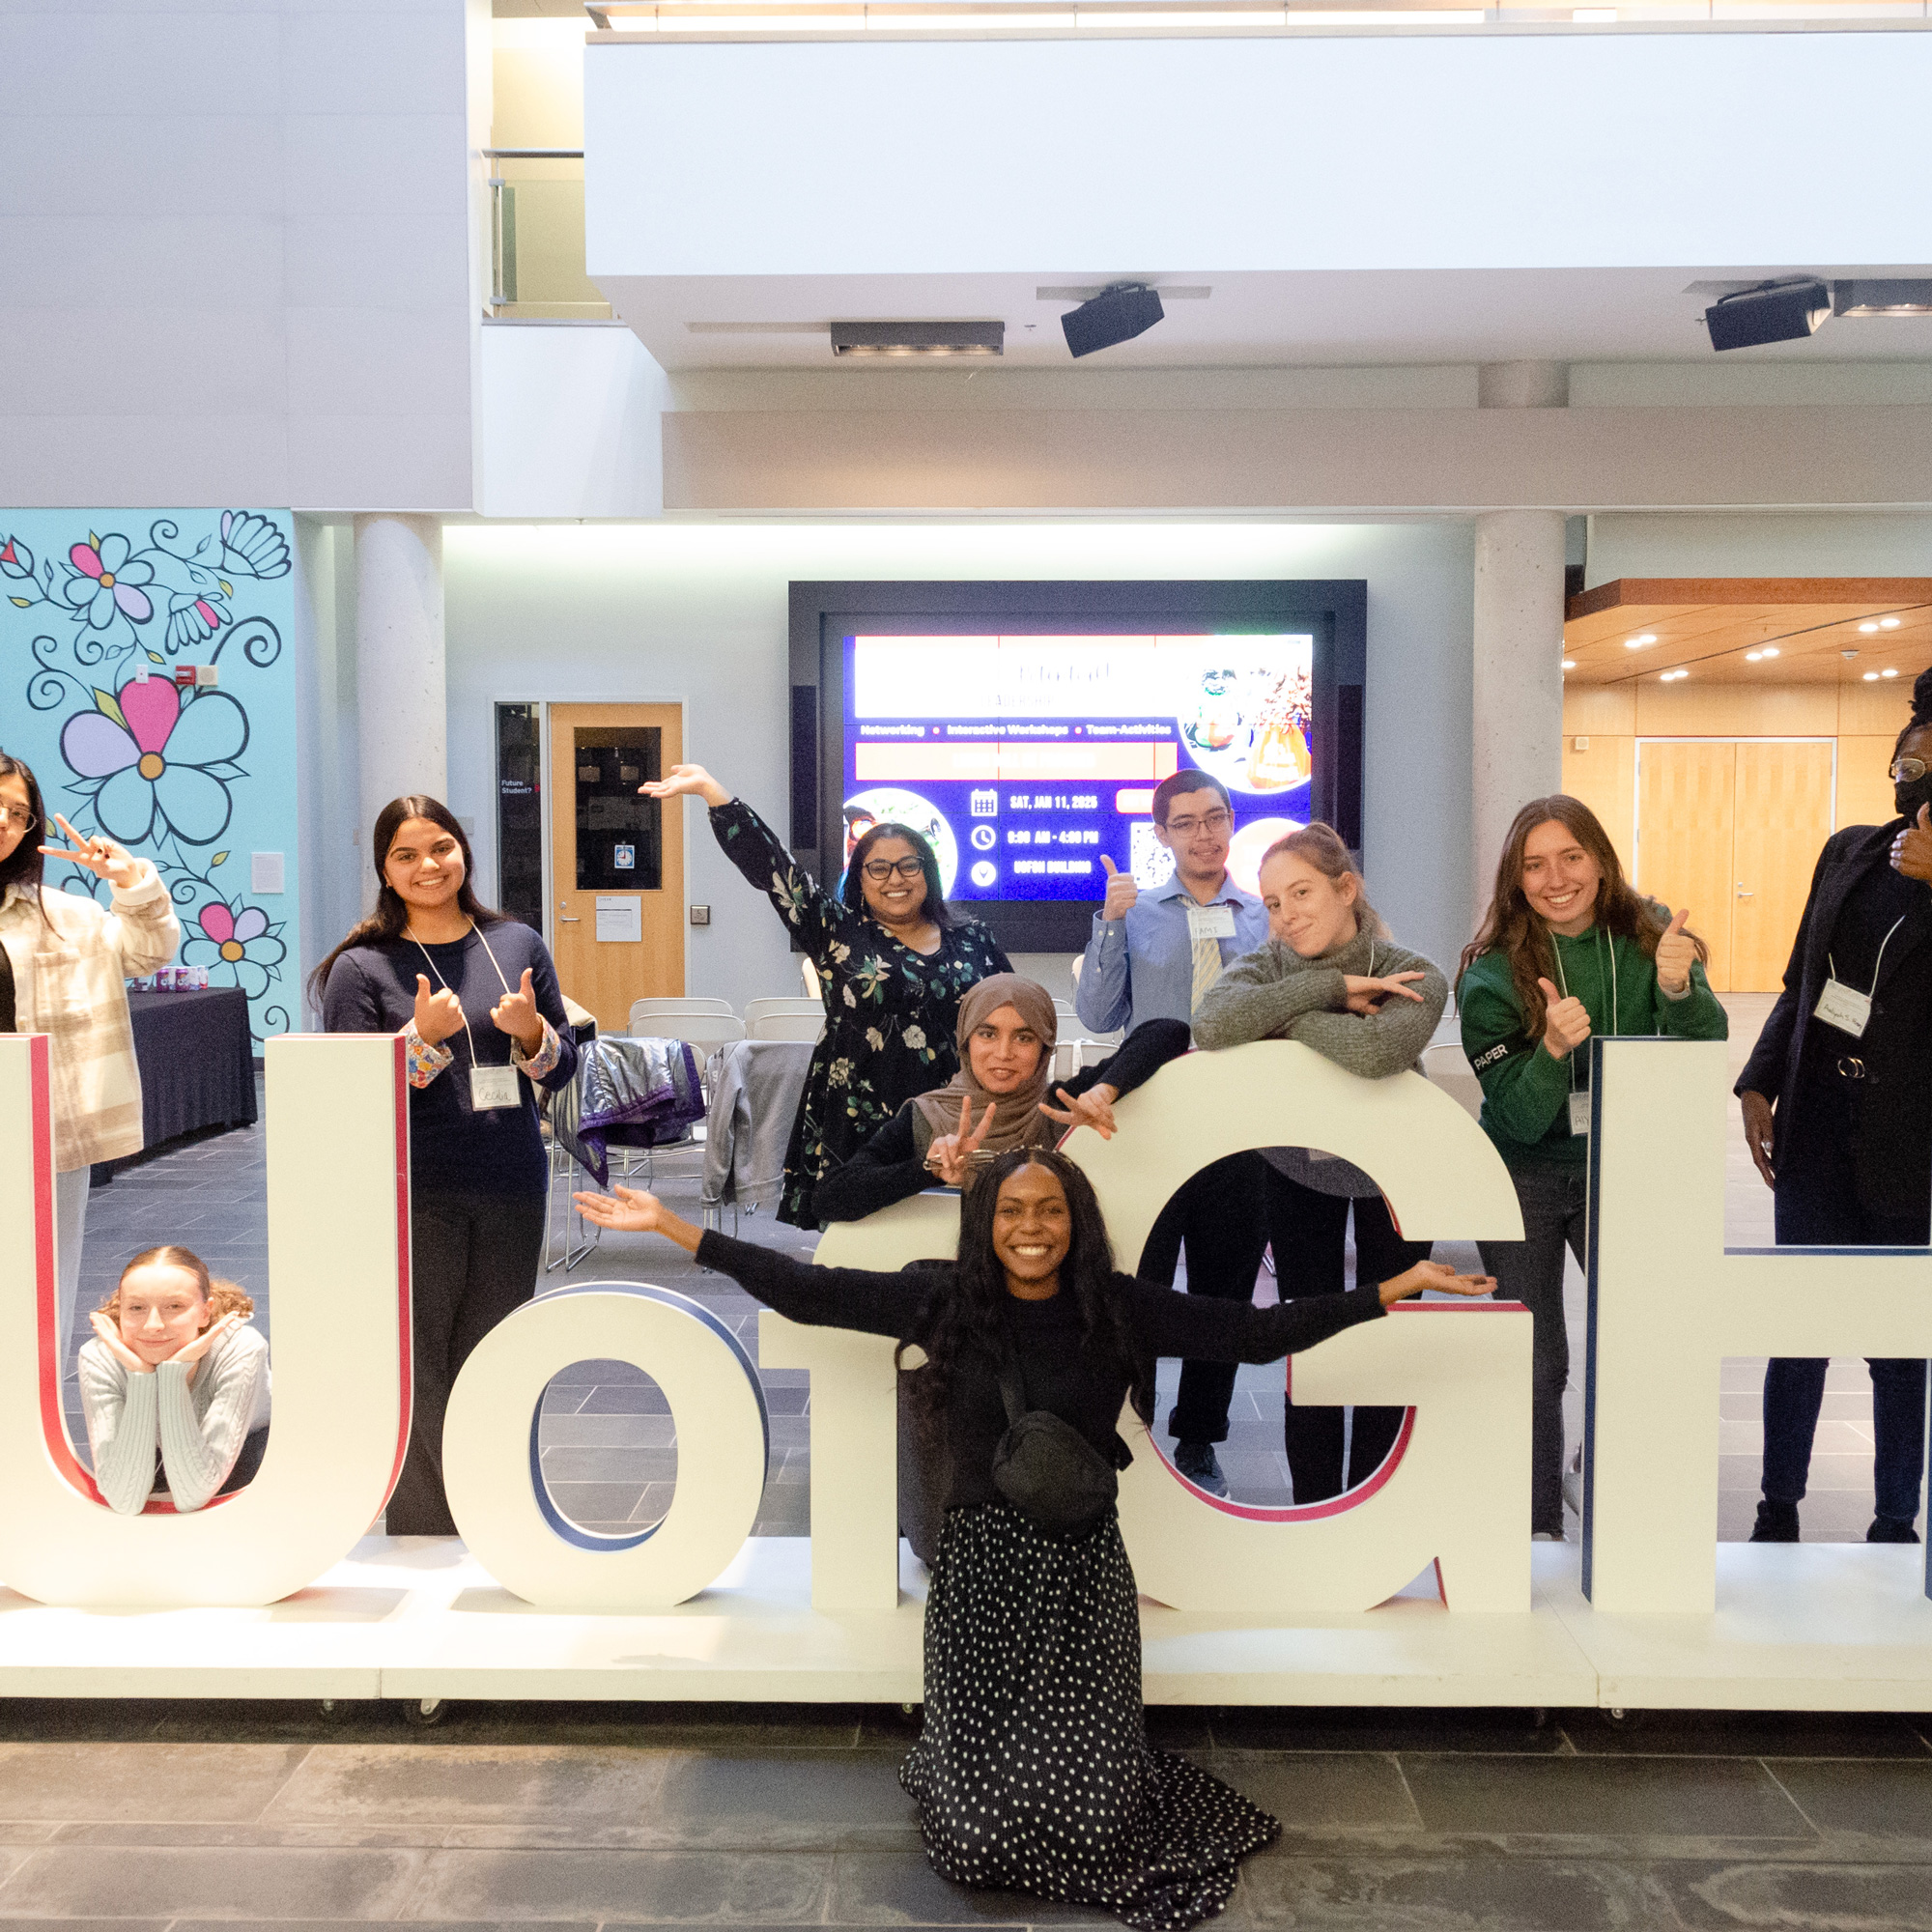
[1,509,299,1043]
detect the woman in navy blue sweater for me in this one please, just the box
[311,794,577,1536]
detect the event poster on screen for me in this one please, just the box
[840,634,1315,903]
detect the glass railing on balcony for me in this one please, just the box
[485,150,613,323]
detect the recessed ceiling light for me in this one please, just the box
[1832,279,1932,318]
[1883,668,1899,678]
[1745,651,1762,663]
[1661,668,1688,682]
[1860,622,1880,634]
[1881,616,1902,629]
[1863,671,1880,682]
[1561,659,1576,669]
[1762,646,1779,658]
[830,320,1004,357]
[1624,634,1657,649]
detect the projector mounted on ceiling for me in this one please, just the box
[1702,278,1833,352]
[829,321,1004,358]
[1061,282,1165,359]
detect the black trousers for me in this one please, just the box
[1140,1151,1270,1446]
[386,1188,546,1537]
[1764,1102,1930,1525]
[1266,1166,1430,1503]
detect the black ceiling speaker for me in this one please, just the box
[1703,278,1832,352]
[1061,282,1164,358]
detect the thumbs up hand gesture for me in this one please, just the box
[1654,907,1696,995]
[1099,854,1139,922]
[1890,803,1932,884]
[412,974,466,1047]
[491,966,545,1055]
[1537,977,1593,1061]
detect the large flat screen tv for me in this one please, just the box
[789,581,1365,952]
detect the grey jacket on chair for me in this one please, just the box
[702,1039,814,1213]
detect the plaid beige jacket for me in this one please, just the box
[0,867,181,1171]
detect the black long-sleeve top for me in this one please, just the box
[811,1018,1193,1224]
[698,1231,1383,1513]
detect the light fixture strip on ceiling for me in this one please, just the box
[601,1,1489,30]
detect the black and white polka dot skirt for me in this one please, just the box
[900,1501,1279,1931]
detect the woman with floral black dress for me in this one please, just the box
[641,764,1010,1226]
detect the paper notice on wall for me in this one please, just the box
[595,897,642,943]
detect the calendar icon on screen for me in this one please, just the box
[969,788,998,817]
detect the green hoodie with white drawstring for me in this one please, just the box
[1457,916,1727,1171]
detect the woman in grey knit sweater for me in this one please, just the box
[1192,824,1453,1503]
[79,1244,270,1515]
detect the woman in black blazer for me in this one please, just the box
[1736,670,1932,1545]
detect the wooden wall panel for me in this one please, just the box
[1561,736,1635,875]
[1731,741,1835,992]
[1838,734,1900,832]
[1838,679,1916,735]
[1633,681,1836,738]
[1635,741,1738,990]
[1563,685,1637,734]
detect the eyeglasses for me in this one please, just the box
[1892,758,1929,783]
[1161,809,1233,837]
[0,806,37,835]
[862,856,926,882]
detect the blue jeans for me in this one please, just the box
[1479,1159,1585,1536]
[1763,1129,1929,1524]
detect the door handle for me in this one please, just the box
[559,915,582,923]
[1736,891,1752,899]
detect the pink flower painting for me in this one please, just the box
[60,677,248,847]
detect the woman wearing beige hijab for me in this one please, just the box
[814,975,1190,1223]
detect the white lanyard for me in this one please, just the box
[1552,930,1615,1136]
[1817,915,1906,1040]
[409,923,522,1110]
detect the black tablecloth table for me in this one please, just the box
[94,987,258,1182]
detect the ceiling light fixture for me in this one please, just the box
[830,320,1003,357]
[1864,671,1881,682]
[1061,282,1163,358]
[1661,668,1689,682]
[1761,646,1779,658]
[1561,659,1576,669]
[1624,634,1657,649]
[1884,667,1900,678]
[1833,279,1932,318]
[1703,277,1832,353]
[1745,651,1763,663]
[1860,622,1881,634]
[1881,616,1902,629]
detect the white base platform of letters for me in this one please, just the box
[2,1032,1930,1710]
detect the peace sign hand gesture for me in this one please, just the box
[491,966,545,1055]
[924,1094,993,1186]
[1038,1082,1120,1141]
[40,812,139,890]
[1654,907,1696,994]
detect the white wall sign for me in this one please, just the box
[595,896,642,943]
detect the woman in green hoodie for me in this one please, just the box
[1458,795,1725,1539]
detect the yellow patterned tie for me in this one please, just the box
[1190,931,1223,1016]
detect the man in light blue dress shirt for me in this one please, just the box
[1075,769,1271,1497]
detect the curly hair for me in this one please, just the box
[98,1244,254,1330]
[896,1147,1151,1434]
[1459,794,1709,1042]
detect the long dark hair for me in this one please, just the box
[0,749,52,925]
[1458,793,1708,1041]
[841,820,953,929]
[306,794,506,1014]
[896,1147,1151,1429]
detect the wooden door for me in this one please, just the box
[548,703,684,1031]
[1635,741,1738,991]
[1731,740,1834,993]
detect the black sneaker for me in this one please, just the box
[1868,1516,1921,1545]
[1749,1500,1800,1543]
[1174,1441,1230,1498]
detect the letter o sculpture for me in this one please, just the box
[442,1282,769,1609]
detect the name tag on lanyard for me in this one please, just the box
[1568,1090,1592,1138]
[1186,903,1236,943]
[1814,978,1871,1038]
[470,1064,521,1111]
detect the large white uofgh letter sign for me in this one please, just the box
[4,1030,1919,1621]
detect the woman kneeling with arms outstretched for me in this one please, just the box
[79,1245,270,1515]
[577,1151,1489,1931]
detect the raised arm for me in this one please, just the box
[1286,952,1449,1076]
[155,1327,267,1513]
[1458,960,1571,1147]
[1190,947,1348,1050]
[570,1185,929,1339]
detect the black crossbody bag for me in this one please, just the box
[990,1358,1132,1540]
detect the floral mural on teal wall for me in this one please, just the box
[1,510,298,1042]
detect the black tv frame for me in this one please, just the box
[786,579,1367,953]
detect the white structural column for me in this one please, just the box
[1472,510,1567,882]
[1470,361,1570,885]
[354,515,447,844]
